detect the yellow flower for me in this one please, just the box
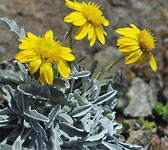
[116,24,157,71]
[64,0,109,46]
[15,30,75,85]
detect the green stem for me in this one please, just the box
[63,25,76,49]
[96,55,125,80]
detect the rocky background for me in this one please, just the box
[0,0,168,149]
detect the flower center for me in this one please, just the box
[37,38,60,61]
[138,30,155,52]
[81,2,102,26]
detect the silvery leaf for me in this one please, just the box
[12,135,22,150]
[0,69,24,83]
[70,71,90,79]
[90,61,98,78]
[118,142,143,150]
[2,85,20,114]
[30,119,48,142]
[24,106,49,122]
[0,144,12,150]
[59,122,87,138]
[70,104,93,117]
[90,79,101,101]
[1,17,26,41]
[92,90,117,105]
[57,113,73,125]
[102,141,122,150]
[17,84,50,100]
[100,117,116,136]
[45,105,61,129]
[86,129,107,142]
[82,76,91,93]
[36,134,47,150]
[50,125,63,150]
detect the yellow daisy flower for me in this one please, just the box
[64,0,109,46]
[15,30,75,85]
[116,24,157,71]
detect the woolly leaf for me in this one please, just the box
[0,144,12,150]
[1,17,26,41]
[70,104,93,117]
[82,76,91,93]
[59,122,87,138]
[50,125,63,150]
[17,84,50,100]
[0,69,24,83]
[24,106,49,122]
[119,142,143,150]
[92,90,117,105]
[90,60,98,78]
[86,129,107,142]
[102,141,122,150]
[57,113,73,125]
[12,135,22,150]
[45,105,61,129]
[30,119,48,142]
[70,71,90,79]
[36,134,47,150]
[90,79,101,101]
[2,85,20,114]
[53,78,70,88]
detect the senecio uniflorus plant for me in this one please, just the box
[0,0,157,150]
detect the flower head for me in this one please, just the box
[15,30,75,85]
[64,0,109,46]
[116,24,157,71]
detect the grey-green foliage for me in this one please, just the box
[0,18,143,150]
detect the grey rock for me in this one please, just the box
[124,78,157,117]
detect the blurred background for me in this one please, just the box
[0,0,168,149]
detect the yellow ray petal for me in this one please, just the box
[89,31,97,47]
[115,28,139,37]
[27,32,39,40]
[125,49,142,64]
[75,23,90,40]
[40,63,53,85]
[119,45,140,52]
[101,16,109,27]
[28,59,42,74]
[56,58,71,79]
[129,24,140,33]
[19,38,36,49]
[137,52,149,64]
[96,26,105,45]
[88,25,94,40]
[15,50,39,63]
[45,30,53,40]
[64,12,86,26]
[149,53,157,71]
[65,0,82,11]
[60,51,75,61]
[61,47,72,52]
[117,36,138,46]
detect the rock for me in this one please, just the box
[124,78,157,117]
[126,130,152,148]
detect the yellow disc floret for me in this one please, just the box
[138,30,155,51]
